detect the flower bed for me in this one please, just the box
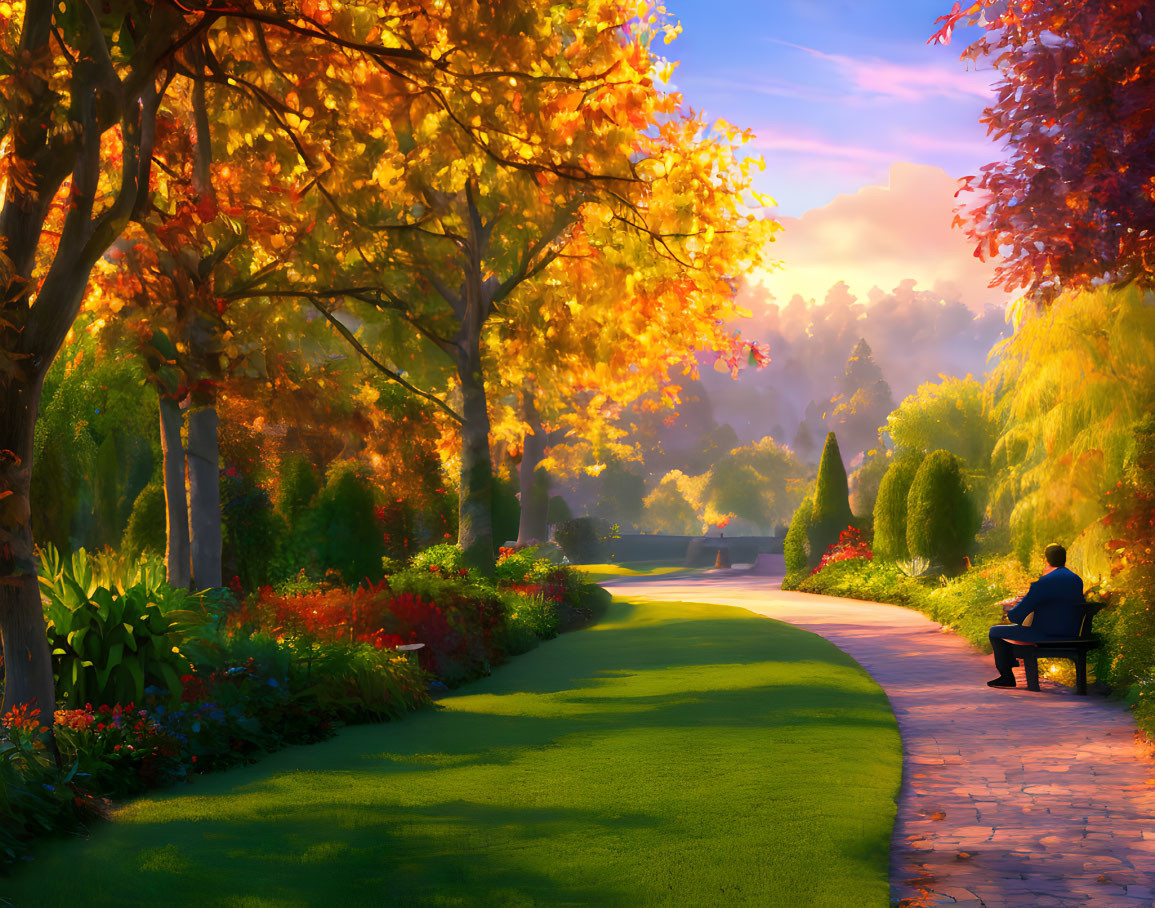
[0,543,608,869]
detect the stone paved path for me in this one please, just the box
[601,570,1155,907]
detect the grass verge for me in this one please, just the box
[576,563,690,583]
[5,599,901,907]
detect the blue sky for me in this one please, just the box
[664,0,999,216]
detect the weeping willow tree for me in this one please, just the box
[986,285,1155,576]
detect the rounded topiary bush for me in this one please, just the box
[553,517,608,563]
[872,455,924,561]
[784,497,815,575]
[308,461,386,585]
[905,450,979,573]
[122,481,167,557]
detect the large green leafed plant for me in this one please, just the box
[38,546,207,707]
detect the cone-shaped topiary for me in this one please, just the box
[809,432,854,564]
[784,497,814,575]
[906,449,979,573]
[872,454,925,561]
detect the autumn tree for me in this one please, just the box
[643,471,702,536]
[490,112,777,544]
[986,285,1155,575]
[884,376,995,470]
[246,6,775,570]
[933,0,1155,301]
[0,0,554,715]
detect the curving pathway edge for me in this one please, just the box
[601,571,1155,907]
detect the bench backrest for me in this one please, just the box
[1078,600,1105,637]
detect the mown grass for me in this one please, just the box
[576,562,689,583]
[4,599,901,907]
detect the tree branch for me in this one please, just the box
[304,295,463,424]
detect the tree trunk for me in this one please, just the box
[516,393,550,545]
[158,395,191,589]
[187,404,222,590]
[0,378,57,720]
[455,339,496,575]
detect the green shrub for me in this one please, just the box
[849,448,891,522]
[38,546,208,707]
[500,591,560,644]
[494,546,546,585]
[222,470,285,591]
[906,450,979,573]
[409,543,466,574]
[0,709,86,866]
[784,497,814,575]
[122,481,167,557]
[553,516,609,563]
[307,461,386,585]
[810,432,854,561]
[493,474,521,544]
[547,494,573,526]
[872,455,924,561]
[301,641,432,721]
[276,455,320,523]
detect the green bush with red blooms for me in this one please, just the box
[0,704,99,866]
[231,545,606,686]
[810,526,872,575]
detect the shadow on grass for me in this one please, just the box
[93,801,651,908]
[5,598,900,908]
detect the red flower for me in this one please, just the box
[812,526,874,575]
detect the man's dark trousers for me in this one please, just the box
[988,625,1051,676]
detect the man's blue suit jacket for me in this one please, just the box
[1007,567,1085,638]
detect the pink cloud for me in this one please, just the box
[751,161,1013,312]
[775,40,996,102]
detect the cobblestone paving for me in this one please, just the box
[602,571,1155,907]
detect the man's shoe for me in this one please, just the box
[987,675,1016,688]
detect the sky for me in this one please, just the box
[662,1,1013,312]
[664,0,998,216]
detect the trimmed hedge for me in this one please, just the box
[872,455,923,561]
[906,450,979,573]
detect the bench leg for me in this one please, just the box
[1023,653,1040,692]
[1075,653,1087,695]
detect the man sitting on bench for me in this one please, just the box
[987,543,1084,688]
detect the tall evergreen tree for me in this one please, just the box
[829,338,895,461]
[809,432,854,562]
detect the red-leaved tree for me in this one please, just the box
[933,1,1155,301]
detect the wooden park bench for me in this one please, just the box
[1005,601,1104,695]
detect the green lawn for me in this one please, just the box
[5,599,901,907]
[576,562,690,583]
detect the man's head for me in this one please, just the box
[1044,543,1067,568]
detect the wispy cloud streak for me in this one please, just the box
[771,39,996,102]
